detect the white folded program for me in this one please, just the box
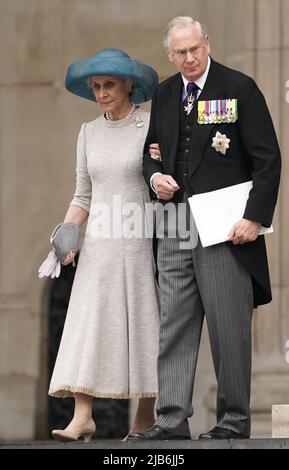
[188,181,273,247]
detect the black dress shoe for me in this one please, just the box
[126,425,191,441]
[199,426,248,440]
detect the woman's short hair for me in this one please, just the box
[86,77,135,98]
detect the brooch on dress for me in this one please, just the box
[134,117,144,128]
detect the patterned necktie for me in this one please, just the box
[183,82,200,115]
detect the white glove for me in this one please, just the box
[38,249,61,279]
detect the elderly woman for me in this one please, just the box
[40,49,160,441]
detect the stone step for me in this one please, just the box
[1,438,289,449]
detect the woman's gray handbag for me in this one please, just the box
[50,223,80,261]
[38,223,80,279]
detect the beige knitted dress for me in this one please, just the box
[49,108,159,399]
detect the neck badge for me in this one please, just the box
[184,94,196,115]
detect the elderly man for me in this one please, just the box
[128,17,281,440]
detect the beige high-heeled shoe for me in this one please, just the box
[52,418,96,442]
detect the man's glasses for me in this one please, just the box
[172,42,205,60]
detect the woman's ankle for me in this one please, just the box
[67,415,93,428]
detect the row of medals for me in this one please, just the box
[197,99,238,125]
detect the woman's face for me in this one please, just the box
[90,76,131,115]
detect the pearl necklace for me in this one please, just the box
[105,102,136,122]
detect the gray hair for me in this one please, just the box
[163,16,207,49]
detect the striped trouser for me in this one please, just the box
[155,229,253,436]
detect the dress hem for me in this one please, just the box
[48,385,158,399]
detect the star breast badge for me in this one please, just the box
[184,94,196,115]
[212,131,230,155]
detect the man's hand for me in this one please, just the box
[149,143,162,161]
[152,174,180,200]
[227,218,261,245]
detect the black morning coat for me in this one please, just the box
[143,58,281,308]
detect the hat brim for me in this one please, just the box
[65,54,159,105]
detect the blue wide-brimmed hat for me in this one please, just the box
[65,48,159,105]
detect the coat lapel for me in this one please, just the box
[188,59,224,177]
[161,74,183,174]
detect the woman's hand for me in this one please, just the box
[61,250,76,265]
[149,143,162,161]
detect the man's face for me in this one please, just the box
[167,25,210,81]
